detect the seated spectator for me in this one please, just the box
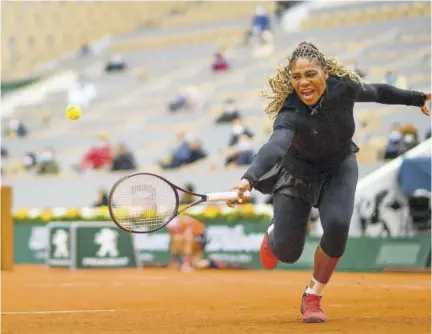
[383,130,403,160]
[383,70,408,89]
[105,54,126,73]
[403,134,417,152]
[212,52,230,72]
[23,152,37,171]
[93,189,109,207]
[79,43,92,57]
[228,117,254,146]
[5,118,27,138]
[346,59,367,78]
[215,99,241,124]
[37,148,60,175]
[180,183,196,204]
[111,144,137,171]
[245,5,271,44]
[79,135,113,172]
[168,86,201,112]
[225,135,255,166]
[401,123,419,143]
[1,146,8,159]
[160,136,207,169]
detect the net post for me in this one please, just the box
[1,186,14,271]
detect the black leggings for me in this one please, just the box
[268,154,358,262]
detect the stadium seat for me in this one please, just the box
[1,2,184,80]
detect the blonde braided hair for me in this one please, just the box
[263,42,364,118]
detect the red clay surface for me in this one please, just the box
[1,265,431,334]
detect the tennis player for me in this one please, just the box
[166,215,224,272]
[228,41,430,323]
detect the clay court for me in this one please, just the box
[1,266,430,334]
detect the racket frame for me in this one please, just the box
[108,172,214,234]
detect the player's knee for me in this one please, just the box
[271,238,303,264]
[321,218,350,258]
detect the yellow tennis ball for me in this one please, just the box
[65,105,82,120]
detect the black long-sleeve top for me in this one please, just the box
[242,75,427,185]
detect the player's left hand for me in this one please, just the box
[420,92,431,116]
[226,179,251,208]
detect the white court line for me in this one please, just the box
[25,280,430,291]
[2,309,117,315]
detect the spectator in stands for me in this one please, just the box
[23,152,37,171]
[402,133,417,152]
[401,123,419,143]
[180,183,196,204]
[93,189,109,207]
[212,52,230,73]
[1,146,8,159]
[215,99,241,124]
[5,118,27,138]
[79,135,113,172]
[160,135,207,169]
[225,135,255,166]
[245,5,271,44]
[105,54,126,73]
[383,130,403,160]
[37,147,60,175]
[346,59,367,78]
[168,86,201,112]
[1,147,8,175]
[228,117,254,146]
[79,43,92,57]
[111,143,138,171]
[383,70,408,89]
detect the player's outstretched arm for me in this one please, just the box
[226,110,295,208]
[241,110,295,188]
[356,83,430,115]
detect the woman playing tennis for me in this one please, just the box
[228,41,431,323]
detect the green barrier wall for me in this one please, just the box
[13,221,431,271]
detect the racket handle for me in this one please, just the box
[206,191,251,202]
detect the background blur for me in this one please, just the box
[1,1,431,270]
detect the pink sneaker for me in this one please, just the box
[300,293,326,323]
[260,232,277,270]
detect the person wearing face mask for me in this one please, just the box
[226,41,430,324]
[383,130,403,160]
[228,117,254,147]
[225,135,255,166]
[215,99,241,124]
[37,148,60,175]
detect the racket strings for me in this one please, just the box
[110,174,177,232]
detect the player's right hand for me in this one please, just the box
[226,179,252,207]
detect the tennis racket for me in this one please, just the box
[108,172,251,234]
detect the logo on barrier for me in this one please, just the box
[53,229,69,258]
[47,225,72,267]
[78,227,134,268]
[95,228,119,258]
